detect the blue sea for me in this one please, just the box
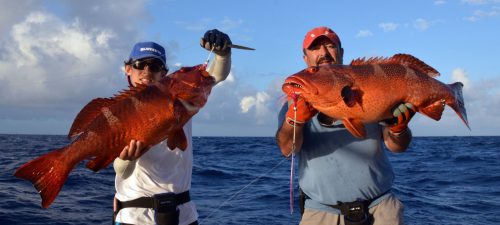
[1,134,499,225]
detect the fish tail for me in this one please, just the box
[14,147,73,208]
[448,82,470,129]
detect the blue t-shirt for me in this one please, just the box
[278,104,394,213]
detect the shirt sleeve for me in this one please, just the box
[207,52,231,84]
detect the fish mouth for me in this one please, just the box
[282,76,318,96]
[179,99,200,113]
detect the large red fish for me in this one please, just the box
[14,65,215,208]
[282,54,469,138]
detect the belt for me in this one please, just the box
[116,190,191,210]
[326,189,390,210]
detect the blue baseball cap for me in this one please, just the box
[128,41,166,66]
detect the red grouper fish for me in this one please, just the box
[14,64,215,208]
[282,53,470,138]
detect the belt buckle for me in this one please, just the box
[339,201,369,225]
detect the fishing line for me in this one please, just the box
[289,92,299,214]
[202,45,215,69]
[199,156,288,224]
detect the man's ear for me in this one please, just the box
[124,64,132,77]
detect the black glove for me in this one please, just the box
[200,29,232,56]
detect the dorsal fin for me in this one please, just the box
[112,83,149,101]
[350,53,440,78]
[68,84,150,140]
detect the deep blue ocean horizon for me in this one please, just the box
[1,134,499,225]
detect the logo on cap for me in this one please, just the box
[303,27,341,49]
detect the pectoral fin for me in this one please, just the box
[342,118,366,139]
[341,86,363,110]
[167,129,188,151]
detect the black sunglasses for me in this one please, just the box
[129,59,166,73]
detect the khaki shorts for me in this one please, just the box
[300,194,404,225]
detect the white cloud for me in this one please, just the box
[413,18,430,31]
[356,30,373,38]
[434,0,446,5]
[462,0,491,5]
[220,17,244,31]
[451,68,472,91]
[0,11,119,107]
[0,1,151,122]
[464,7,499,21]
[379,22,399,32]
[240,96,256,113]
[177,17,244,32]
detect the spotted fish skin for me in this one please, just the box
[282,54,469,138]
[14,65,215,208]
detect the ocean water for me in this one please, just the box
[1,134,499,225]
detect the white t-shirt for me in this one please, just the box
[115,120,197,225]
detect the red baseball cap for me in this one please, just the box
[302,26,341,49]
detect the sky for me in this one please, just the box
[0,0,499,137]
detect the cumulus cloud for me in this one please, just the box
[0,11,118,107]
[239,92,271,124]
[356,30,373,38]
[413,18,430,31]
[464,7,499,21]
[451,68,472,91]
[462,0,491,5]
[176,16,244,32]
[0,1,151,122]
[379,22,399,32]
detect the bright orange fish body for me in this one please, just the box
[282,54,469,138]
[14,65,215,208]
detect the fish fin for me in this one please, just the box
[68,98,117,140]
[350,54,439,77]
[85,154,116,172]
[342,118,366,139]
[14,147,73,208]
[420,100,446,121]
[167,129,188,151]
[341,86,364,109]
[447,82,470,129]
[390,54,440,77]
[68,84,151,140]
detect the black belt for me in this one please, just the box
[116,190,191,210]
[113,191,191,225]
[327,189,390,209]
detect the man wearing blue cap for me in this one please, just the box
[112,29,232,225]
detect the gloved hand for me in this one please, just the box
[200,29,232,56]
[385,103,415,134]
[285,94,318,126]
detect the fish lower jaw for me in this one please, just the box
[179,99,200,113]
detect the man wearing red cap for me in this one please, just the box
[276,26,414,225]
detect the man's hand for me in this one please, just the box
[386,103,416,134]
[285,95,318,127]
[118,140,151,160]
[200,29,232,56]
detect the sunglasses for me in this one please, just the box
[130,59,166,73]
